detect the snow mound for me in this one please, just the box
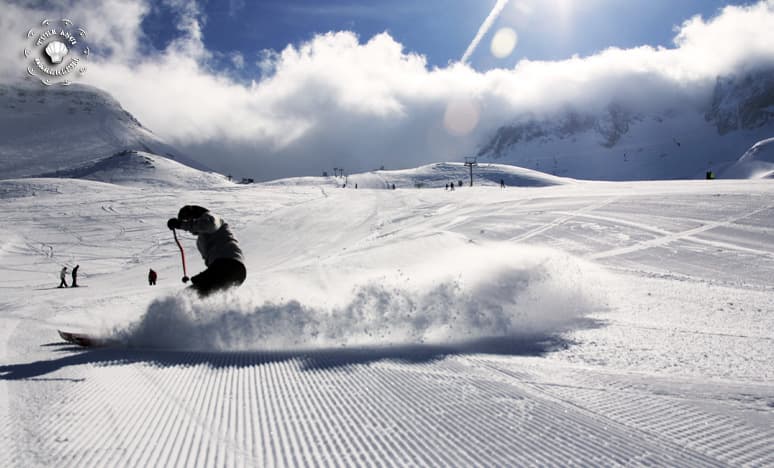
[719,137,774,178]
[37,150,229,189]
[114,244,607,351]
[262,162,573,189]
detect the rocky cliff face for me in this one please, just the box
[705,69,774,135]
[477,103,642,160]
[478,68,774,165]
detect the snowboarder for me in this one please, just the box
[58,266,68,288]
[71,264,80,287]
[148,268,157,286]
[167,205,246,296]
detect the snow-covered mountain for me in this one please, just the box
[478,68,774,180]
[0,81,209,180]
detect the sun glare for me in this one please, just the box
[550,0,576,26]
[512,0,576,28]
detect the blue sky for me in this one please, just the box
[140,0,757,76]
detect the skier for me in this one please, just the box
[58,266,68,288]
[167,205,246,296]
[71,264,80,287]
[148,268,157,286]
[500,179,506,189]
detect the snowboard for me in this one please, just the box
[58,330,110,348]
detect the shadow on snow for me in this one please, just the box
[0,322,604,381]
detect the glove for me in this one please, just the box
[167,218,181,230]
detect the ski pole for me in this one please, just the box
[172,228,190,283]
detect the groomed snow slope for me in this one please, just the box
[1,177,773,466]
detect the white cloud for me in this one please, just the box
[229,51,244,69]
[2,0,774,180]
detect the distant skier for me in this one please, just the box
[58,266,68,288]
[148,268,157,286]
[71,264,80,287]
[167,205,246,296]
[500,179,506,189]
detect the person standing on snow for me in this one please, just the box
[167,205,246,296]
[58,266,68,288]
[71,264,80,287]
[148,268,157,286]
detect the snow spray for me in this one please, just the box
[115,243,610,351]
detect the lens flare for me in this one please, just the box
[443,99,480,136]
[490,27,518,59]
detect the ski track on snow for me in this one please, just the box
[588,204,774,260]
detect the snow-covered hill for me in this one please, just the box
[36,150,230,189]
[0,81,208,180]
[478,68,774,180]
[262,162,574,189]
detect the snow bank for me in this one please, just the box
[719,137,774,179]
[115,244,608,351]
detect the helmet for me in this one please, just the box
[178,205,209,220]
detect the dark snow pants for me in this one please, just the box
[190,258,246,297]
